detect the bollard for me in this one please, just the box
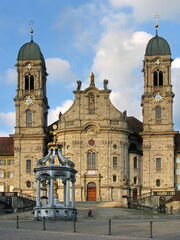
[73,218,76,233]
[150,221,153,238]
[16,215,19,229]
[43,216,46,231]
[108,219,111,235]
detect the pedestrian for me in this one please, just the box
[88,209,92,217]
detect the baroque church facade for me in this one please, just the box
[0,28,180,205]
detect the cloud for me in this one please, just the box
[0,68,16,84]
[171,58,180,129]
[46,58,76,83]
[110,0,180,21]
[0,131,10,137]
[52,2,104,53]
[0,112,15,136]
[91,30,152,118]
[0,112,15,127]
[5,69,16,84]
[48,100,73,125]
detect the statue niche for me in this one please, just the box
[88,93,95,114]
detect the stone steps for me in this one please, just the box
[75,201,121,209]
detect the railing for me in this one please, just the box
[129,191,179,203]
[0,192,36,201]
[17,192,36,201]
[0,208,14,214]
[129,202,153,212]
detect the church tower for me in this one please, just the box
[141,25,177,193]
[12,34,48,194]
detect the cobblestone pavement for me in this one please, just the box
[0,228,151,240]
[0,208,179,240]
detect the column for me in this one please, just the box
[71,181,75,208]
[36,178,41,207]
[63,181,66,206]
[49,177,54,207]
[65,179,70,207]
[48,181,50,204]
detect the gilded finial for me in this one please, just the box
[155,24,159,36]
[90,72,95,86]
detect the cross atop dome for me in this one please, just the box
[29,20,35,42]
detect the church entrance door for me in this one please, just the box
[87,182,96,201]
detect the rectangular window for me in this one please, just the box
[0,160,4,166]
[7,172,14,178]
[26,160,31,173]
[87,152,96,170]
[26,110,32,127]
[156,158,161,170]
[133,157,137,169]
[0,171,4,178]
[7,160,14,165]
[113,157,117,169]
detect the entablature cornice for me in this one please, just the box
[10,133,47,139]
[140,131,179,136]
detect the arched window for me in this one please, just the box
[113,175,117,182]
[153,71,158,86]
[25,75,29,90]
[155,106,161,120]
[30,75,34,90]
[87,151,96,169]
[26,110,32,127]
[24,74,34,90]
[156,179,161,187]
[159,71,163,86]
[153,70,163,86]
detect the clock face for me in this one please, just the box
[24,95,34,106]
[154,92,164,103]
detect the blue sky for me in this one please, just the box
[1,0,180,136]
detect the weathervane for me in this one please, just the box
[29,20,35,41]
[154,14,160,36]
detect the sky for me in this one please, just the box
[1,0,180,136]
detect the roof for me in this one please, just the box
[127,117,143,133]
[17,40,45,65]
[145,35,171,56]
[0,137,14,156]
[166,192,180,203]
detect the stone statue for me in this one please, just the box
[123,174,128,186]
[103,79,108,90]
[76,80,82,90]
[90,72,95,86]
[59,111,62,120]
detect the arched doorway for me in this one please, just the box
[87,182,96,201]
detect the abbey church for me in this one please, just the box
[0,28,180,207]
